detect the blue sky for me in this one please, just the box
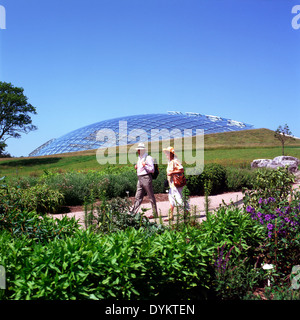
[0,0,300,157]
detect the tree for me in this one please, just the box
[274,124,295,156]
[0,82,37,154]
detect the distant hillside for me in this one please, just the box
[204,128,300,150]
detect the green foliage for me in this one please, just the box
[5,168,167,207]
[84,194,166,236]
[200,204,265,253]
[1,158,299,300]
[203,205,266,299]
[259,285,300,300]
[247,190,300,281]
[186,163,227,196]
[0,183,64,214]
[103,171,137,199]
[225,167,255,191]
[152,167,167,194]
[39,170,107,206]
[0,82,37,149]
[212,245,263,300]
[243,166,295,210]
[242,165,300,289]
[0,227,213,300]
[0,206,80,243]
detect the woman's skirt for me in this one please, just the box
[168,186,184,207]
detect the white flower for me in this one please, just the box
[262,264,274,270]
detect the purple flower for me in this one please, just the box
[264,214,271,221]
[251,213,257,220]
[246,206,254,213]
[268,197,276,202]
[268,231,273,238]
[259,198,263,204]
[267,223,274,230]
[257,212,262,218]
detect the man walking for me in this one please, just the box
[131,142,158,218]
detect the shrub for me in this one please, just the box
[225,167,255,191]
[41,171,108,205]
[261,285,300,300]
[0,184,64,214]
[84,195,166,236]
[247,190,300,280]
[186,163,227,196]
[0,205,80,243]
[152,168,167,194]
[243,166,300,285]
[0,227,212,300]
[7,175,39,189]
[103,172,137,199]
[200,205,265,253]
[0,201,275,300]
[212,244,263,300]
[243,167,295,210]
[22,184,64,214]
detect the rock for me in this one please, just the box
[266,163,284,170]
[272,156,299,173]
[251,156,299,173]
[273,156,300,167]
[251,159,273,169]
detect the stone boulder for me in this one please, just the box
[251,156,299,173]
[251,159,273,169]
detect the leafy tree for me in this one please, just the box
[274,124,295,155]
[0,82,37,154]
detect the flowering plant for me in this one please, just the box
[247,190,300,278]
[247,195,300,240]
[243,167,294,211]
[212,243,262,299]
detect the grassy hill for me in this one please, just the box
[0,128,300,177]
[204,128,300,149]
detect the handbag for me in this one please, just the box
[172,172,186,188]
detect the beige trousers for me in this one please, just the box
[132,174,158,217]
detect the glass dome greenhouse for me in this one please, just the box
[29,112,254,156]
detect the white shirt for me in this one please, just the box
[136,153,155,176]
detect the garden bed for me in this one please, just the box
[0,166,300,300]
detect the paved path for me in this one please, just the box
[51,191,244,226]
[142,191,244,222]
[51,172,300,227]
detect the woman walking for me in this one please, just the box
[163,147,188,221]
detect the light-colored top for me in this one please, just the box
[136,153,155,176]
[167,158,184,188]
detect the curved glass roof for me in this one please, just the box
[29,112,254,156]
